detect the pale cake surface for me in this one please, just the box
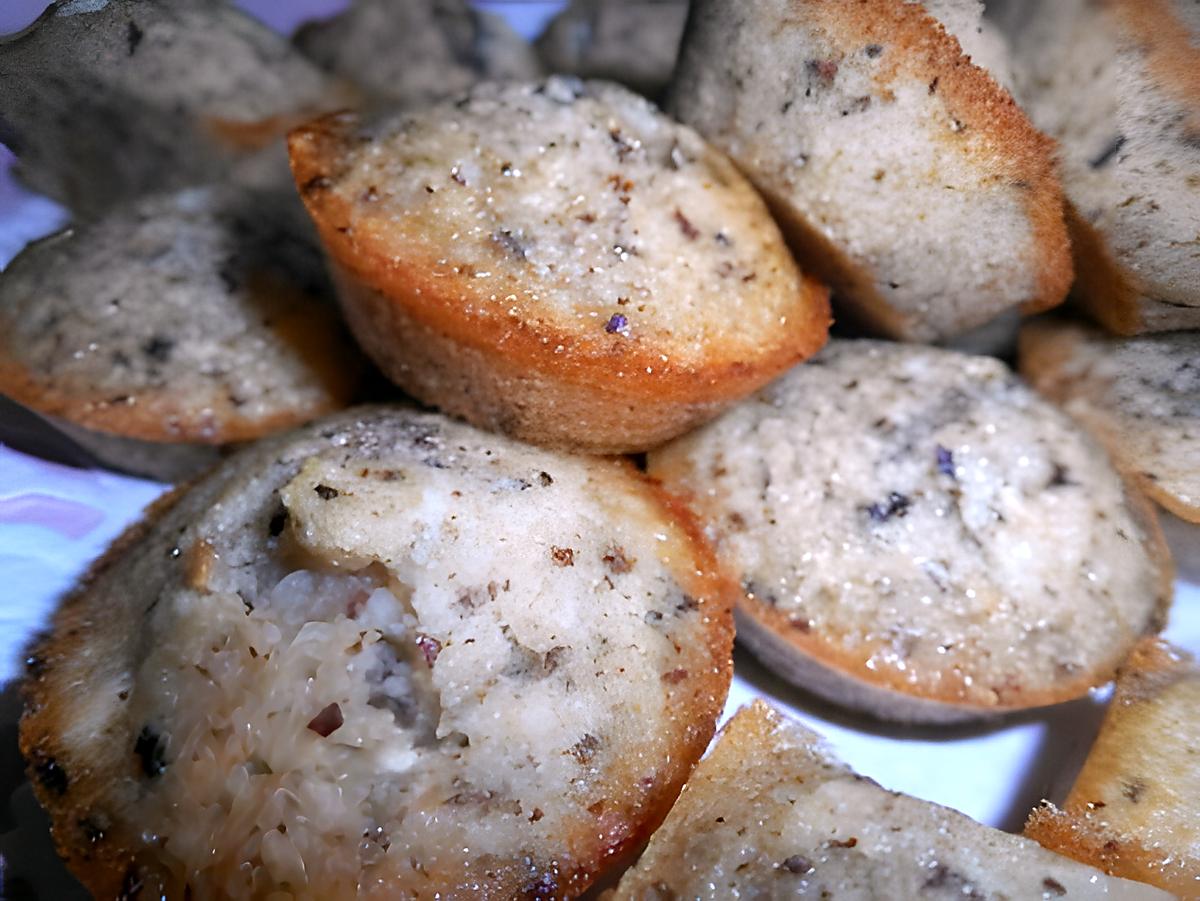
[290,77,827,452]
[295,0,540,108]
[20,408,733,899]
[0,0,344,215]
[1021,318,1200,522]
[649,340,1169,716]
[668,0,1071,341]
[1027,640,1200,898]
[0,185,361,444]
[614,702,1170,900]
[1004,0,1200,332]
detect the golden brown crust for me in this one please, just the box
[1060,215,1198,342]
[649,453,1150,722]
[1100,639,1194,709]
[733,608,997,724]
[1139,473,1200,523]
[202,92,359,153]
[648,337,1173,721]
[812,0,1072,316]
[1062,204,1146,336]
[618,701,1174,899]
[1026,639,1200,897]
[0,0,356,218]
[326,261,819,453]
[1023,156,1075,319]
[758,472,1171,719]
[289,110,831,453]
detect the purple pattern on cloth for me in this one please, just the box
[0,494,103,539]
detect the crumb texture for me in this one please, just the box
[0,185,361,444]
[614,702,1171,900]
[20,408,732,899]
[649,340,1167,713]
[1021,318,1200,522]
[668,0,1071,341]
[1027,640,1200,898]
[301,77,815,368]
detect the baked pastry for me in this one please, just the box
[1026,639,1200,898]
[294,0,541,110]
[290,78,830,454]
[0,0,348,217]
[535,0,689,98]
[1020,317,1200,523]
[668,0,1071,342]
[0,185,363,481]
[613,701,1171,900]
[998,0,1200,335]
[924,1,1015,92]
[20,407,735,898]
[648,339,1172,722]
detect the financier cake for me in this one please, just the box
[612,702,1170,900]
[0,185,363,481]
[1021,317,1200,524]
[648,340,1173,722]
[19,407,735,898]
[668,0,1072,342]
[0,0,349,217]
[1026,639,1200,898]
[289,77,830,454]
[998,0,1200,335]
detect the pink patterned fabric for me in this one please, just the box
[0,494,103,540]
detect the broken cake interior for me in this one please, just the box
[112,434,722,896]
